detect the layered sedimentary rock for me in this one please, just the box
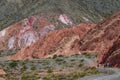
[102,37,120,67]
[9,23,96,60]
[79,12,120,67]
[0,14,73,50]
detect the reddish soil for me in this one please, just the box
[0,68,6,75]
[0,78,5,80]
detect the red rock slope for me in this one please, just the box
[101,36,120,67]
[0,15,55,50]
[79,12,120,67]
[0,14,73,50]
[9,23,96,60]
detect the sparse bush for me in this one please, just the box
[55,58,66,65]
[80,59,84,62]
[84,67,99,74]
[78,63,83,67]
[21,65,27,72]
[31,66,36,71]
[58,55,64,57]
[55,58,64,62]
[47,68,53,73]
[9,61,18,68]
[22,74,38,80]
[83,53,91,58]
[52,55,57,59]
[70,59,75,62]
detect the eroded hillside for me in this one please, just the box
[79,11,120,67]
[1,0,120,30]
[9,23,96,60]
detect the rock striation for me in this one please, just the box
[9,23,96,60]
[79,12,120,67]
[0,14,73,50]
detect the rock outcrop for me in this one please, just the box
[9,23,96,60]
[0,15,54,50]
[102,37,120,67]
[0,14,73,50]
[79,12,120,67]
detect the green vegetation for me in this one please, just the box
[83,53,92,58]
[0,54,100,80]
[78,63,83,68]
[22,74,39,80]
[52,54,64,59]
[52,54,57,59]
[31,66,36,71]
[0,49,20,57]
[80,59,84,62]
[21,65,27,73]
[9,61,18,68]
[47,68,53,73]
[42,67,99,80]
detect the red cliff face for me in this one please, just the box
[79,12,120,67]
[9,23,96,60]
[102,37,120,67]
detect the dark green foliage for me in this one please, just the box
[78,63,83,67]
[80,59,84,62]
[57,55,64,57]
[47,68,53,73]
[52,54,57,59]
[21,65,27,72]
[9,61,18,68]
[83,53,92,58]
[31,66,36,71]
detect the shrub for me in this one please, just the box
[58,55,64,57]
[21,65,27,72]
[31,66,36,71]
[70,59,75,62]
[80,59,84,62]
[22,74,38,80]
[83,53,91,58]
[9,61,18,68]
[78,63,83,67]
[47,68,53,73]
[52,55,57,59]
